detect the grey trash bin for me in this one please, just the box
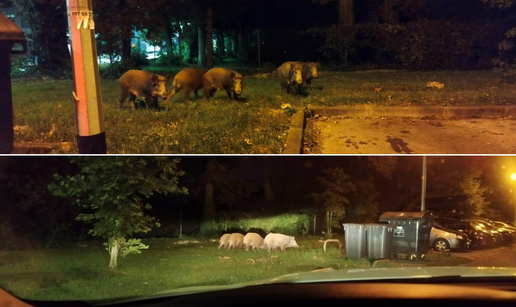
[343,223,367,259]
[366,224,393,260]
[379,211,434,260]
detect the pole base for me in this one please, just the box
[77,132,107,154]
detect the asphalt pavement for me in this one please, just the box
[310,116,516,154]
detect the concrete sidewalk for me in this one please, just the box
[283,106,516,154]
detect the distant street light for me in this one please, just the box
[511,173,516,225]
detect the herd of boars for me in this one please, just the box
[118,61,320,110]
[218,232,299,252]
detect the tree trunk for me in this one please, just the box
[119,0,132,64]
[384,0,399,25]
[338,0,354,26]
[165,23,174,57]
[178,23,184,68]
[237,27,246,63]
[233,32,238,57]
[263,158,274,204]
[206,4,214,69]
[198,25,207,67]
[190,33,198,64]
[217,30,224,62]
[201,158,217,234]
[108,238,120,269]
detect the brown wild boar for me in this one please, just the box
[218,233,231,249]
[164,68,206,105]
[118,70,168,110]
[300,62,320,89]
[203,68,244,100]
[226,233,244,250]
[277,62,304,95]
[243,232,264,252]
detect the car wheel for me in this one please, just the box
[433,238,450,252]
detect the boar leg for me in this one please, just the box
[143,95,154,109]
[118,91,128,109]
[194,90,199,100]
[225,88,232,99]
[163,87,181,107]
[184,89,192,102]
[306,78,312,89]
[129,93,137,110]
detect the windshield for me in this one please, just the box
[2,155,516,304]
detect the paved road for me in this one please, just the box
[455,244,516,267]
[309,116,516,154]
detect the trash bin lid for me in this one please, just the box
[379,211,434,221]
[0,13,27,54]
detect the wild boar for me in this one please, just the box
[164,68,206,105]
[300,62,320,89]
[227,233,245,250]
[277,62,304,95]
[203,68,244,100]
[218,233,231,249]
[243,232,264,252]
[118,70,168,110]
[263,233,299,252]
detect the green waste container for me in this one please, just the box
[343,223,367,259]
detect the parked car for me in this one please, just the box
[464,219,514,245]
[463,220,508,245]
[430,223,471,251]
[493,221,516,232]
[435,217,494,249]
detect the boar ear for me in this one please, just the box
[152,74,159,83]
[290,63,295,70]
[230,71,236,79]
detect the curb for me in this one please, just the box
[282,110,306,154]
[283,106,516,155]
[309,106,516,119]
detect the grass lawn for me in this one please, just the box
[0,236,470,302]
[11,70,516,154]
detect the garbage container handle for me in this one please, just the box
[11,40,27,54]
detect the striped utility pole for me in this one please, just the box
[67,0,106,153]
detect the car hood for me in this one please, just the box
[91,266,516,306]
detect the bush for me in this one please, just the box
[10,54,41,79]
[311,20,505,70]
[131,46,149,68]
[216,211,309,235]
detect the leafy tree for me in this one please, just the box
[310,167,355,236]
[0,157,78,247]
[482,0,516,81]
[13,0,70,76]
[459,169,489,216]
[347,178,380,222]
[49,157,188,269]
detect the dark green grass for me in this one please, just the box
[0,236,473,302]
[12,70,516,153]
[0,237,367,302]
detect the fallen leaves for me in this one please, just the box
[427,81,445,89]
